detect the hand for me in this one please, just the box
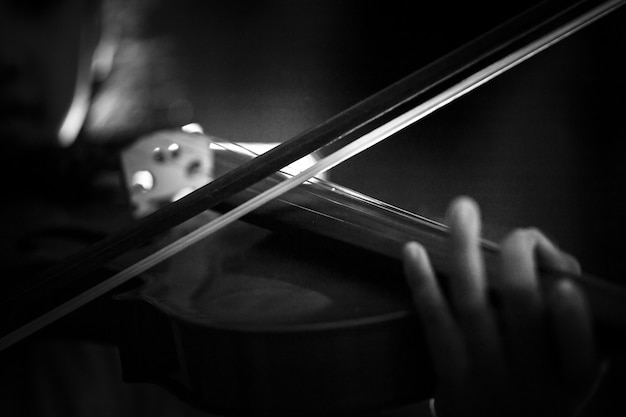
[403,197,600,417]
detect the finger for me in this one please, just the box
[548,279,597,392]
[534,233,581,278]
[446,197,487,312]
[498,228,551,384]
[534,240,594,388]
[445,197,504,378]
[403,242,467,386]
[498,228,547,319]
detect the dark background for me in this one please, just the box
[93,0,626,283]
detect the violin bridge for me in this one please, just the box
[120,127,214,218]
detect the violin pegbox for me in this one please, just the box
[120,128,214,218]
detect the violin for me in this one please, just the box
[2,0,626,415]
[113,127,626,416]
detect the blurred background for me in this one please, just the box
[88,0,626,283]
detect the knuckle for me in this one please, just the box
[502,228,529,251]
[501,227,546,252]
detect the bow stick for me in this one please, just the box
[1,0,624,351]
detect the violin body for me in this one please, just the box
[115,214,432,415]
[115,130,437,414]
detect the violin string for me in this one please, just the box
[1,0,624,352]
[138,135,499,252]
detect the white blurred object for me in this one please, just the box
[121,125,325,218]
